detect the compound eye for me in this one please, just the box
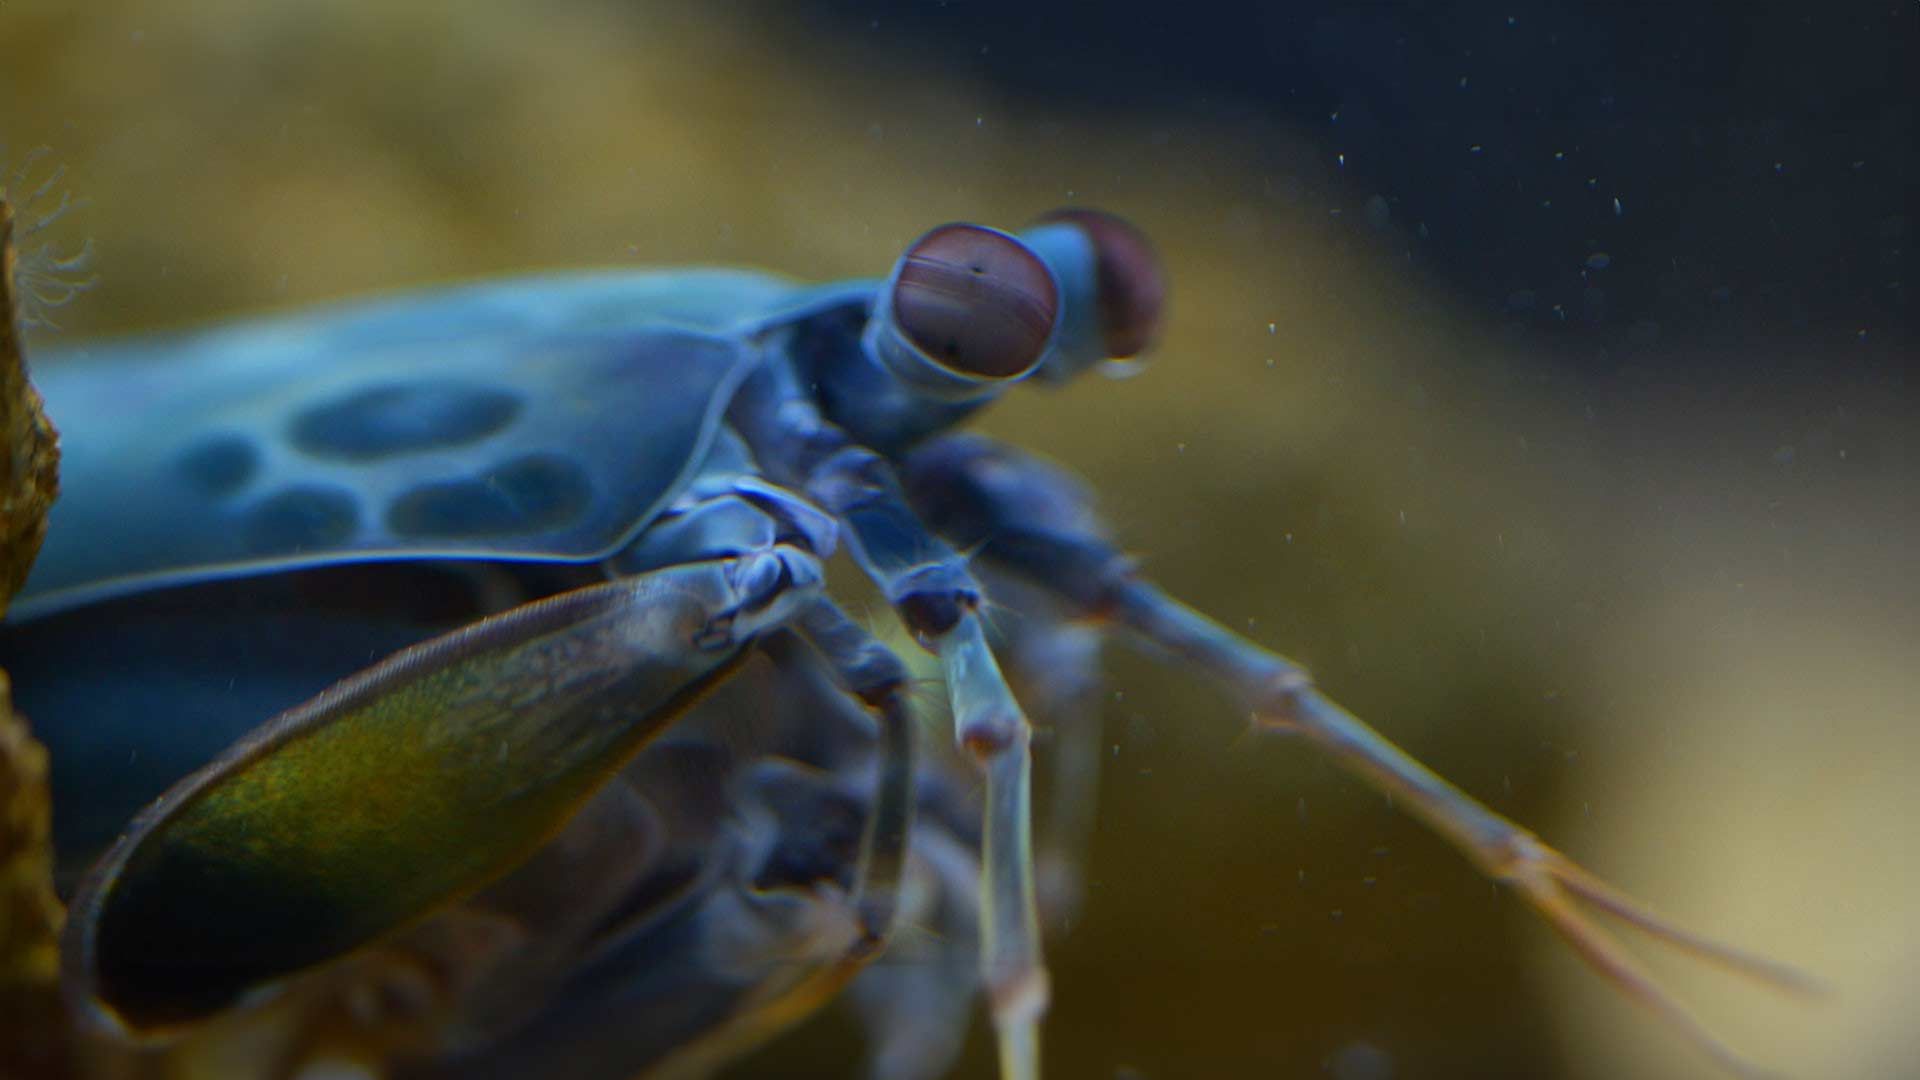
[891,224,1058,380]
[1034,209,1166,359]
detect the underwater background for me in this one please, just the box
[1,2,1912,1077]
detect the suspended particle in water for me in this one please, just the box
[1328,1040,1395,1080]
[1364,194,1391,230]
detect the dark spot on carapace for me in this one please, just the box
[175,434,259,497]
[386,452,593,539]
[289,381,522,462]
[244,486,360,554]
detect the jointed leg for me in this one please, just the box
[792,601,916,947]
[608,435,1021,1069]
[978,570,1107,925]
[941,615,1045,1080]
[845,823,985,1080]
[624,611,923,1080]
[814,454,1047,1079]
[904,433,1816,1077]
[1099,579,1817,1073]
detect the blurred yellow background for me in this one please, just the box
[4,2,1913,1077]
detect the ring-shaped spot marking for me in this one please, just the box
[386,452,594,539]
[289,381,523,462]
[175,434,260,498]
[244,486,362,555]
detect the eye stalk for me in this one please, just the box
[1020,209,1167,381]
[868,223,1059,402]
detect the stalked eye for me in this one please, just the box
[891,224,1058,380]
[1032,209,1166,359]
